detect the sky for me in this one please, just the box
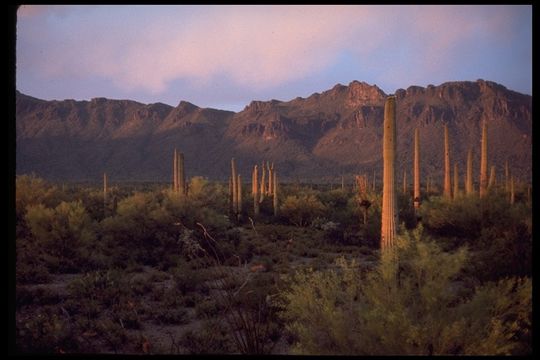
[16,5,532,112]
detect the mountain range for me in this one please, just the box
[16,79,532,185]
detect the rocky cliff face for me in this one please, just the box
[15,79,532,184]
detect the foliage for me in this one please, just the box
[281,226,531,355]
[280,194,326,227]
[23,201,96,273]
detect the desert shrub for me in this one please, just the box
[24,201,96,273]
[16,306,77,353]
[280,194,326,227]
[281,226,531,355]
[465,220,532,282]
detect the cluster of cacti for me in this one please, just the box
[479,120,488,198]
[466,149,473,195]
[380,96,398,250]
[443,124,452,199]
[413,128,420,209]
[248,160,279,217]
[172,148,186,195]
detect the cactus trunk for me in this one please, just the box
[466,148,473,195]
[479,120,488,198]
[273,170,278,217]
[228,176,234,216]
[381,96,398,251]
[443,124,452,199]
[413,128,420,209]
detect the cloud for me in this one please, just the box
[17,5,531,99]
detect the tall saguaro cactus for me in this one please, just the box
[479,120,488,198]
[466,149,473,195]
[413,128,420,209]
[268,162,273,196]
[273,170,278,217]
[443,124,452,199]
[252,165,260,216]
[381,96,398,251]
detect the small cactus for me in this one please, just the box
[381,96,398,251]
[173,148,178,192]
[178,152,186,195]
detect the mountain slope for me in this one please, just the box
[15,80,532,184]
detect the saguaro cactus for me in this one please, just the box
[229,176,234,215]
[479,120,488,198]
[413,128,420,209]
[381,96,398,251]
[252,165,259,216]
[443,124,452,199]
[466,149,473,195]
[273,170,278,217]
[268,162,273,196]
[453,163,459,199]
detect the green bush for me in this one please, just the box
[281,226,531,355]
[280,194,326,227]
